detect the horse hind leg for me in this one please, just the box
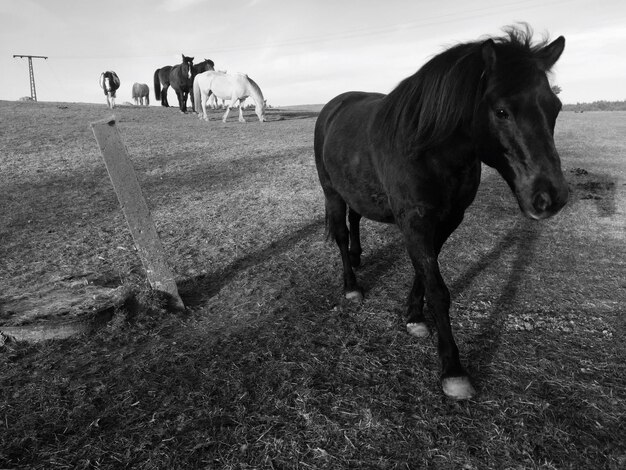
[348,208,363,267]
[325,191,362,302]
[222,103,232,122]
[161,85,170,107]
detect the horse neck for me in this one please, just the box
[246,79,264,108]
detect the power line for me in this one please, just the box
[29,0,592,61]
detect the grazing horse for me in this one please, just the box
[99,71,120,109]
[314,25,569,400]
[131,83,150,105]
[193,71,266,122]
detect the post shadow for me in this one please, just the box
[179,218,326,306]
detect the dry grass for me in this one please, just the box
[1,102,625,469]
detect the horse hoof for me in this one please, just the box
[407,322,429,337]
[344,290,363,303]
[442,376,475,400]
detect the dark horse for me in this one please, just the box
[188,59,215,111]
[154,56,214,111]
[99,71,120,109]
[314,25,569,400]
[154,54,194,110]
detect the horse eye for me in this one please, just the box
[495,108,509,120]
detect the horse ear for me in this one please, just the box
[481,39,497,73]
[537,36,565,71]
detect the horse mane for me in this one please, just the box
[246,76,264,102]
[378,24,552,153]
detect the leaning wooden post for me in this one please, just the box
[91,116,185,311]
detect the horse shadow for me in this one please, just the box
[174,169,546,382]
[459,219,540,380]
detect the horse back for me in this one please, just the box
[201,72,245,100]
[315,92,393,222]
[157,66,172,84]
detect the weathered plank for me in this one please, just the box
[91,117,185,311]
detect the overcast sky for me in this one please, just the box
[1,0,625,106]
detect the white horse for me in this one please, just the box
[132,83,150,106]
[193,71,266,123]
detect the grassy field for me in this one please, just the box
[1,100,624,469]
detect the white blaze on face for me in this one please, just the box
[104,77,111,93]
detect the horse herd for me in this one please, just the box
[100,26,569,401]
[99,54,266,122]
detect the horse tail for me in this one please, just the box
[154,69,161,100]
[193,76,202,114]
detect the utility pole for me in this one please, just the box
[13,54,48,102]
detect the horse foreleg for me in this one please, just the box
[188,89,195,112]
[238,98,246,122]
[401,214,474,400]
[177,90,187,112]
[407,212,464,339]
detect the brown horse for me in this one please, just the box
[314,25,568,400]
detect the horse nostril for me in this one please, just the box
[533,191,551,213]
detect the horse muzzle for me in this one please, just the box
[519,176,569,220]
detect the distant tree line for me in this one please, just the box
[550,86,626,111]
[562,100,626,112]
